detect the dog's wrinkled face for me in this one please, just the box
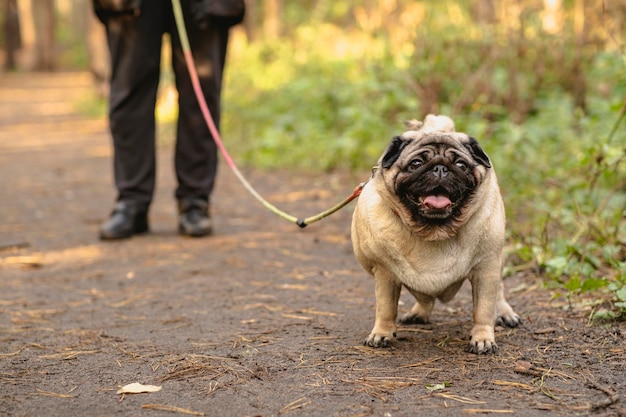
[379,132,492,240]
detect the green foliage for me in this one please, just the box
[221,2,626,319]
[223,36,412,170]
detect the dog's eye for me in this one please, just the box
[455,160,468,171]
[408,159,423,170]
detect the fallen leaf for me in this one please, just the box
[425,381,451,391]
[117,382,162,395]
[2,256,44,268]
[514,360,533,373]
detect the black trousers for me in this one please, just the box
[103,0,229,211]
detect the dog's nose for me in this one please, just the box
[432,164,449,178]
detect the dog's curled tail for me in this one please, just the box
[405,114,455,133]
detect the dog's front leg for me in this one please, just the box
[467,270,500,354]
[365,268,401,348]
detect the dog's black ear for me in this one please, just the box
[465,137,491,168]
[381,136,410,169]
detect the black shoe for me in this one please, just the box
[99,201,148,240]
[178,197,212,237]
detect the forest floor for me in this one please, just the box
[0,72,624,417]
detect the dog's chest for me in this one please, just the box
[388,237,479,295]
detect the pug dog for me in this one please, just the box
[351,115,521,354]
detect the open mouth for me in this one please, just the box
[401,185,459,221]
[420,194,452,210]
[418,186,453,210]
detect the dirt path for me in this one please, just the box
[0,72,624,417]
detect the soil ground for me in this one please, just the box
[0,72,624,417]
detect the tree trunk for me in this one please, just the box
[470,0,497,25]
[570,0,586,112]
[263,0,281,39]
[243,0,257,42]
[3,0,21,70]
[86,7,111,97]
[15,0,33,69]
[32,0,56,71]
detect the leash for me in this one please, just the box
[171,0,366,228]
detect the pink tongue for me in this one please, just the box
[423,195,452,209]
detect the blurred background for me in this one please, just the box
[1,0,625,317]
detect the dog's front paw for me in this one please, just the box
[364,331,396,348]
[467,325,498,354]
[398,312,429,325]
[496,301,522,328]
[466,338,498,354]
[496,313,522,328]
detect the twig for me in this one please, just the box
[587,381,620,411]
[492,379,535,392]
[435,393,486,405]
[35,388,76,399]
[0,350,22,357]
[279,397,311,414]
[400,356,445,368]
[606,94,626,146]
[38,350,101,360]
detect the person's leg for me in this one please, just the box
[107,3,165,210]
[100,1,167,239]
[169,4,230,236]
